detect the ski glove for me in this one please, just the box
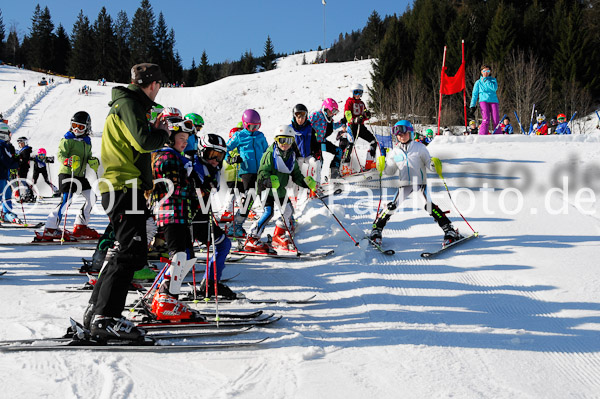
[228,155,243,164]
[376,155,386,173]
[64,155,81,170]
[304,176,317,191]
[431,157,443,177]
[88,157,99,172]
[270,175,280,190]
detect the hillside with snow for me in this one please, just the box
[1,58,600,398]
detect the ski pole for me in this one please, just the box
[433,163,477,235]
[491,114,507,135]
[209,209,219,325]
[129,261,169,311]
[528,103,536,135]
[567,111,577,134]
[61,160,76,244]
[513,111,525,134]
[316,195,360,246]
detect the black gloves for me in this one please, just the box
[229,155,243,164]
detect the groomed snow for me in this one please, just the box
[1,59,600,398]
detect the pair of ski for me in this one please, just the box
[0,317,272,352]
[364,233,479,258]
[230,248,334,259]
[0,221,44,229]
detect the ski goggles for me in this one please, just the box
[392,125,413,135]
[557,117,566,122]
[353,90,363,96]
[246,123,260,132]
[294,111,307,118]
[71,122,87,132]
[325,108,339,116]
[169,119,195,133]
[275,136,295,145]
[481,69,490,73]
[205,148,226,162]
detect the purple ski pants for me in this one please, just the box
[479,102,500,135]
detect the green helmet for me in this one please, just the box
[425,128,434,139]
[184,113,204,128]
[236,121,243,129]
[148,104,164,123]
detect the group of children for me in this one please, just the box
[465,113,572,136]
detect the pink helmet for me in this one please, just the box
[38,148,47,155]
[322,98,339,122]
[242,109,261,130]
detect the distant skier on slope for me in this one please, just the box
[370,120,461,247]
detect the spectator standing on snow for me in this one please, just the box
[469,64,499,135]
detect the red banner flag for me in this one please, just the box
[440,63,465,95]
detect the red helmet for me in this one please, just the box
[557,113,566,121]
[38,148,47,155]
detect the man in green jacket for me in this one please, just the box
[86,63,169,341]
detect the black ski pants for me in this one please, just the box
[90,189,148,318]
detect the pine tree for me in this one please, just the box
[360,10,384,58]
[93,7,118,81]
[484,2,517,69]
[114,10,131,83]
[412,0,456,86]
[262,36,276,71]
[68,11,95,79]
[0,10,5,61]
[186,58,198,87]
[5,25,19,65]
[153,12,170,77]
[130,0,156,64]
[29,5,56,70]
[52,24,70,75]
[196,50,212,85]
[240,50,255,74]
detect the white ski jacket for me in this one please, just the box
[383,140,434,187]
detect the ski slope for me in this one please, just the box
[1,60,600,398]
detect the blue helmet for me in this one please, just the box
[392,120,414,140]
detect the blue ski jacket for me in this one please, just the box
[470,76,499,107]
[226,128,269,175]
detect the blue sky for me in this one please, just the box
[1,0,411,67]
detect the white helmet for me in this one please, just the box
[351,83,364,94]
[0,122,10,142]
[274,125,295,138]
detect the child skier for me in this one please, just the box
[32,148,59,196]
[500,117,514,134]
[0,122,21,223]
[342,83,377,172]
[308,98,345,181]
[533,115,548,135]
[183,112,204,157]
[15,136,34,202]
[244,125,316,253]
[225,109,269,238]
[39,111,101,240]
[370,120,461,247]
[150,116,204,320]
[467,120,478,135]
[191,134,237,299]
[291,103,321,183]
[220,123,244,223]
[554,114,571,135]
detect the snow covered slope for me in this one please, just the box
[1,60,600,398]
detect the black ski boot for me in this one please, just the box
[442,224,462,247]
[90,315,145,341]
